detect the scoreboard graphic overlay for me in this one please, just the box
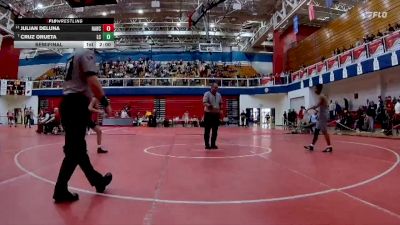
[14,18,115,49]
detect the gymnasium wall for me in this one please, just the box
[239,94,287,126]
[271,66,400,117]
[40,96,155,116]
[284,67,400,112]
[18,51,273,80]
[165,96,238,119]
[0,96,39,125]
[323,66,400,110]
[286,0,400,70]
[39,95,239,120]
[287,88,318,110]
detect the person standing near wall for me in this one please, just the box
[203,83,222,150]
[366,101,376,132]
[283,111,288,129]
[25,107,32,128]
[7,110,13,127]
[329,100,335,120]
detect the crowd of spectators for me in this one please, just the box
[36,108,62,135]
[331,95,400,135]
[283,93,400,136]
[331,23,400,56]
[40,59,267,87]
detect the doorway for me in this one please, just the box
[261,108,275,127]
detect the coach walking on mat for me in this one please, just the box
[53,49,112,203]
[203,83,222,150]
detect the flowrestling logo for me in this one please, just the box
[362,11,388,19]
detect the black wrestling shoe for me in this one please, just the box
[322,146,333,153]
[53,192,79,203]
[211,145,218,149]
[205,146,212,150]
[97,147,108,154]
[95,172,113,193]
[304,145,314,151]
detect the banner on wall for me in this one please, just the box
[326,56,338,71]
[0,80,7,96]
[385,31,400,51]
[316,61,326,74]
[261,77,272,86]
[292,71,300,81]
[299,69,306,79]
[307,65,317,76]
[368,39,385,57]
[353,45,367,62]
[339,51,353,66]
[25,81,33,96]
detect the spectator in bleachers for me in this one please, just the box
[376,30,383,37]
[388,24,395,33]
[369,34,376,42]
[355,39,362,47]
[335,48,341,55]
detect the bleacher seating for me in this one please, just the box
[287,0,400,71]
[36,60,261,81]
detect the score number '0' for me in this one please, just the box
[102,24,115,32]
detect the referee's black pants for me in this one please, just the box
[54,94,103,196]
[204,112,220,147]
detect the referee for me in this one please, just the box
[203,83,222,150]
[53,49,112,203]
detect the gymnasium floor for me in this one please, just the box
[1,125,400,225]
